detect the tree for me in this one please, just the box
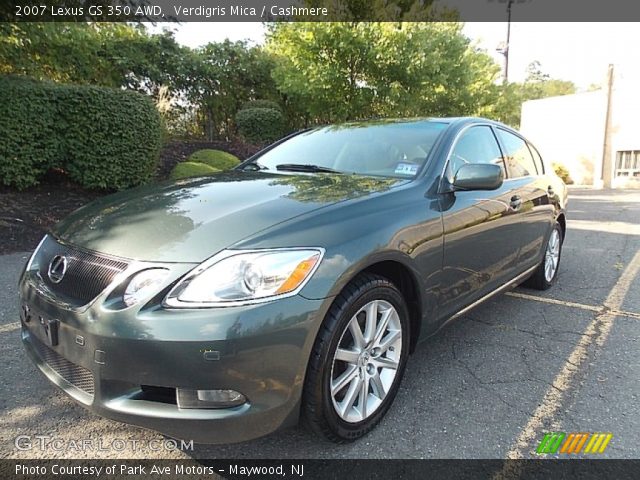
[0,23,189,96]
[490,61,577,128]
[266,22,500,124]
[181,40,279,140]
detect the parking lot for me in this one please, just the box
[1,188,639,460]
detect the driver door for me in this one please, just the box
[437,125,522,321]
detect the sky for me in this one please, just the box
[152,22,640,89]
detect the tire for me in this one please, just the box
[302,273,410,443]
[525,221,563,290]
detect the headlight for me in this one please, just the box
[164,249,323,307]
[25,235,47,271]
[124,269,169,307]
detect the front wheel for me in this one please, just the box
[525,222,563,290]
[302,274,410,442]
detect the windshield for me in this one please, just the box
[254,121,448,178]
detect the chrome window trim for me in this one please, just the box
[438,123,507,193]
[494,126,542,178]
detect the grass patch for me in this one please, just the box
[188,149,240,170]
[170,162,219,180]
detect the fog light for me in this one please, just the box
[176,388,246,409]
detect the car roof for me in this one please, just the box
[326,117,513,131]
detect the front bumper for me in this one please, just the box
[19,273,327,444]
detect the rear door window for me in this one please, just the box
[528,142,545,174]
[495,129,538,178]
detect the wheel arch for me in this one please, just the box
[323,256,423,354]
[361,261,422,353]
[556,212,567,243]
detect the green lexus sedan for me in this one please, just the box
[19,118,567,443]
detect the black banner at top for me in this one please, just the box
[2,0,640,22]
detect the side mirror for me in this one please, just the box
[453,163,504,191]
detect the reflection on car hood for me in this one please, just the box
[53,171,404,262]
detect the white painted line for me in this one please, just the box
[612,309,640,321]
[505,291,601,313]
[506,291,640,320]
[0,322,20,334]
[505,249,640,460]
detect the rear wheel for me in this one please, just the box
[525,222,563,290]
[302,274,410,442]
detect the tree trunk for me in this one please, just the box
[205,108,215,141]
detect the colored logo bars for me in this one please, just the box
[537,432,613,455]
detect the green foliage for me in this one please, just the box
[490,61,577,128]
[62,85,162,189]
[0,22,579,154]
[183,40,279,140]
[240,99,282,112]
[170,162,219,180]
[0,23,190,94]
[0,76,61,189]
[553,163,574,185]
[236,108,286,144]
[266,22,500,123]
[188,150,240,170]
[0,75,162,190]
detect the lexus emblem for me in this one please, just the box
[48,255,68,284]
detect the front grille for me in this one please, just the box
[36,235,129,307]
[30,335,95,396]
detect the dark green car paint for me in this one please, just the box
[53,172,407,263]
[19,118,567,443]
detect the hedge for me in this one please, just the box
[188,149,240,170]
[236,107,285,144]
[0,76,162,190]
[0,77,62,189]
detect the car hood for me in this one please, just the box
[53,171,404,262]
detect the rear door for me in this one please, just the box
[494,128,554,270]
[437,125,522,321]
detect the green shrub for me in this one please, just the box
[0,75,162,190]
[61,86,162,190]
[188,149,240,170]
[0,77,62,189]
[170,162,219,180]
[553,163,574,185]
[240,99,282,112]
[236,107,285,144]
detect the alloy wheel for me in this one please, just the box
[329,300,402,423]
[544,228,561,282]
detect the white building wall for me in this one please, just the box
[609,81,640,188]
[520,91,607,186]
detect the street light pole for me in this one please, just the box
[504,0,513,83]
[497,0,515,83]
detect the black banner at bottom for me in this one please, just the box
[2,459,640,480]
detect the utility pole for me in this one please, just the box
[600,64,615,189]
[497,0,514,84]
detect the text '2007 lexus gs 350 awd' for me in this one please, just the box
[19,118,567,444]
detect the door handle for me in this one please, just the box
[510,195,522,210]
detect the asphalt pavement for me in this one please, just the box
[1,188,639,460]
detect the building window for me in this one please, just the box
[615,151,640,178]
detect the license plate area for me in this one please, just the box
[21,304,60,347]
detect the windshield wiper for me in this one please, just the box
[275,163,341,174]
